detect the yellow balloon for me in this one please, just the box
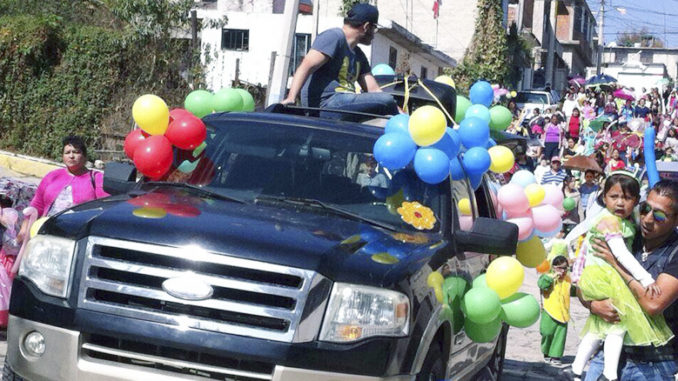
[488,145,515,173]
[427,272,444,288]
[458,198,472,215]
[510,91,517,98]
[132,94,170,136]
[408,106,446,146]
[516,235,547,268]
[133,207,167,219]
[30,217,49,238]
[434,75,456,88]
[524,183,546,207]
[434,286,444,304]
[486,256,524,299]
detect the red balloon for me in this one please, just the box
[169,108,192,124]
[124,129,147,160]
[133,135,174,179]
[165,115,207,150]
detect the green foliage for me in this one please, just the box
[505,24,532,88]
[617,28,664,48]
[339,0,363,16]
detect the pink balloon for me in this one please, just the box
[497,183,530,215]
[507,216,535,241]
[541,184,564,210]
[532,204,562,233]
[459,215,474,231]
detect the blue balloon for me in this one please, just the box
[374,133,416,170]
[465,104,491,125]
[644,126,660,187]
[414,148,450,184]
[462,147,491,175]
[486,138,497,148]
[372,64,396,76]
[510,170,537,187]
[469,81,494,107]
[458,117,490,149]
[450,157,466,180]
[431,128,461,159]
[535,221,563,238]
[469,172,483,190]
[385,114,410,135]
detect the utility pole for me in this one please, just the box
[545,0,557,89]
[596,0,605,75]
[312,0,320,42]
[266,0,301,106]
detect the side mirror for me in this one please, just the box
[454,217,518,255]
[103,162,137,195]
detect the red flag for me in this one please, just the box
[432,0,440,19]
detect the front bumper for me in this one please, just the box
[7,316,413,381]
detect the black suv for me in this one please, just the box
[4,107,517,381]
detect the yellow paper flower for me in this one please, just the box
[391,232,429,244]
[397,201,436,230]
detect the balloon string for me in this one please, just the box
[417,79,457,127]
[402,76,410,114]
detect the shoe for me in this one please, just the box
[550,357,564,367]
[596,375,617,381]
[543,356,552,363]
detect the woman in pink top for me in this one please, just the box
[543,114,563,160]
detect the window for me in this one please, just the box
[222,29,249,51]
[420,66,428,79]
[388,46,397,69]
[574,6,583,34]
[289,33,311,76]
[273,0,284,13]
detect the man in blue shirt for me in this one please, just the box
[579,169,600,218]
[634,98,651,119]
[541,156,568,187]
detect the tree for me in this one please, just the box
[617,28,664,48]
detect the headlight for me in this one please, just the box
[18,235,76,298]
[319,283,409,343]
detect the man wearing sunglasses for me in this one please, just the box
[582,180,678,380]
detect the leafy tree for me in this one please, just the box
[339,0,363,16]
[617,28,664,48]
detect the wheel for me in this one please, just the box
[2,361,24,381]
[474,324,508,381]
[415,342,445,381]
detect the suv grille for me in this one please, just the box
[77,237,318,342]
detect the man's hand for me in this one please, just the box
[590,299,620,323]
[645,282,662,299]
[280,98,296,106]
[591,237,615,265]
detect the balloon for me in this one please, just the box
[373,133,417,170]
[532,204,562,233]
[500,292,540,328]
[535,221,563,238]
[489,106,513,131]
[234,88,255,112]
[184,89,214,118]
[414,148,450,184]
[169,108,193,123]
[385,114,410,135]
[427,272,444,288]
[516,235,547,267]
[510,170,537,188]
[563,197,576,211]
[458,198,472,215]
[464,316,502,343]
[486,256,524,299]
[469,81,494,107]
[409,106,447,146]
[465,105,491,125]
[455,96,471,123]
[372,63,396,76]
[472,273,488,288]
[447,128,462,151]
[469,172,483,190]
[133,207,167,219]
[212,88,244,112]
[431,128,461,160]
[442,276,468,304]
[449,157,465,180]
[645,126,660,187]
[132,94,170,136]
[488,145,515,173]
[542,184,564,210]
[462,287,501,324]
[536,259,551,274]
[459,215,474,231]
[434,75,456,88]
[524,183,545,207]
[462,147,491,175]
[133,135,174,179]
[497,183,530,215]
[486,138,497,148]
[30,217,48,238]
[124,129,147,160]
[165,115,207,150]
[507,215,534,241]
[458,117,490,149]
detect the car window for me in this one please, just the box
[451,179,476,232]
[515,92,549,104]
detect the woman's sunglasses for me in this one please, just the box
[639,201,673,223]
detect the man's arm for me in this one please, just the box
[576,287,620,323]
[281,49,329,105]
[358,73,383,93]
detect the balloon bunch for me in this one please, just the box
[373,80,516,186]
[494,170,565,268]
[126,95,208,179]
[184,88,255,118]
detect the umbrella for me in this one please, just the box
[563,155,604,173]
[568,76,586,87]
[588,115,615,132]
[586,74,617,86]
[613,88,635,101]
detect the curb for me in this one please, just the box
[0,150,62,178]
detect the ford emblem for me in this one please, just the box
[162,276,214,301]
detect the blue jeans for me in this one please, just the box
[319,92,398,122]
[585,351,677,381]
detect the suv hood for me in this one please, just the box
[42,188,445,287]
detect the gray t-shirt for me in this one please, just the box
[301,28,371,108]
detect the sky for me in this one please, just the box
[587,0,678,48]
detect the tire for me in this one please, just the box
[415,342,445,381]
[474,324,508,381]
[2,361,24,381]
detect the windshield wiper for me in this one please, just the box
[255,195,397,231]
[146,182,246,204]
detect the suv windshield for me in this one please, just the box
[162,118,447,232]
[515,92,548,104]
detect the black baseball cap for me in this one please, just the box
[346,3,379,24]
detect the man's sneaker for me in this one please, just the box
[550,357,564,367]
[543,356,552,363]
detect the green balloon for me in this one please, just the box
[500,292,540,328]
[461,287,501,324]
[212,88,243,112]
[455,96,471,123]
[563,197,576,211]
[184,90,214,118]
[489,105,513,131]
[235,88,255,112]
[464,316,502,343]
[442,276,469,304]
[472,273,488,288]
